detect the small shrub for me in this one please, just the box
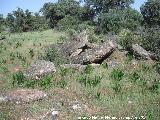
[43,45,67,66]
[12,71,25,86]
[146,110,154,120]
[148,80,160,93]
[0,59,7,64]
[10,52,15,61]
[141,62,151,72]
[78,74,102,87]
[59,67,68,77]
[29,49,34,58]
[130,72,141,83]
[39,75,52,89]
[111,82,122,94]
[95,92,101,100]
[15,42,22,48]
[0,66,9,73]
[125,52,134,63]
[118,29,138,50]
[154,62,160,74]
[57,80,67,89]
[110,69,124,81]
[84,64,93,74]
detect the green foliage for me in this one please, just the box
[57,80,67,89]
[154,62,160,74]
[78,74,102,87]
[118,29,133,50]
[101,62,108,69]
[10,52,15,61]
[0,32,6,40]
[6,8,47,33]
[84,64,94,74]
[99,8,142,33]
[57,15,80,31]
[0,66,9,73]
[110,69,124,93]
[146,110,154,120]
[130,72,147,88]
[15,42,22,48]
[85,0,134,13]
[95,92,101,100]
[43,45,67,66]
[111,82,122,93]
[130,72,141,83]
[12,71,25,86]
[140,27,160,60]
[39,75,52,89]
[41,0,81,28]
[141,0,160,26]
[125,52,134,64]
[29,49,34,58]
[110,69,124,81]
[12,72,52,89]
[149,80,160,93]
[59,67,69,77]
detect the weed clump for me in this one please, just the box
[110,69,124,81]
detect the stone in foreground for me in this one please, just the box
[6,88,47,104]
[24,60,56,80]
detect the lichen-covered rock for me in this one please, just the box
[24,60,56,80]
[132,44,151,60]
[5,88,47,104]
[71,40,117,64]
[59,31,88,57]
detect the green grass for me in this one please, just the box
[0,30,160,120]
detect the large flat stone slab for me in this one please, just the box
[5,88,47,104]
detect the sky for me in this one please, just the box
[0,0,146,17]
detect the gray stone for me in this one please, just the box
[24,60,56,80]
[59,31,88,57]
[71,40,117,64]
[5,88,47,104]
[132,44,151,60]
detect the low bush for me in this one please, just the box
[84,64,94,74]
[42,45,67,66]
[110,69,124,81]
[12,71,25,86]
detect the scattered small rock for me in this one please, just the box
[51,110,59,120]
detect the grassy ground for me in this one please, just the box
[0,30,160,120]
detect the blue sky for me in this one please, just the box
[0,0,146,16]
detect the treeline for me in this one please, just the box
[0,8,48,33]
[0,0,160,33]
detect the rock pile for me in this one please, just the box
[59,31,117,65]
